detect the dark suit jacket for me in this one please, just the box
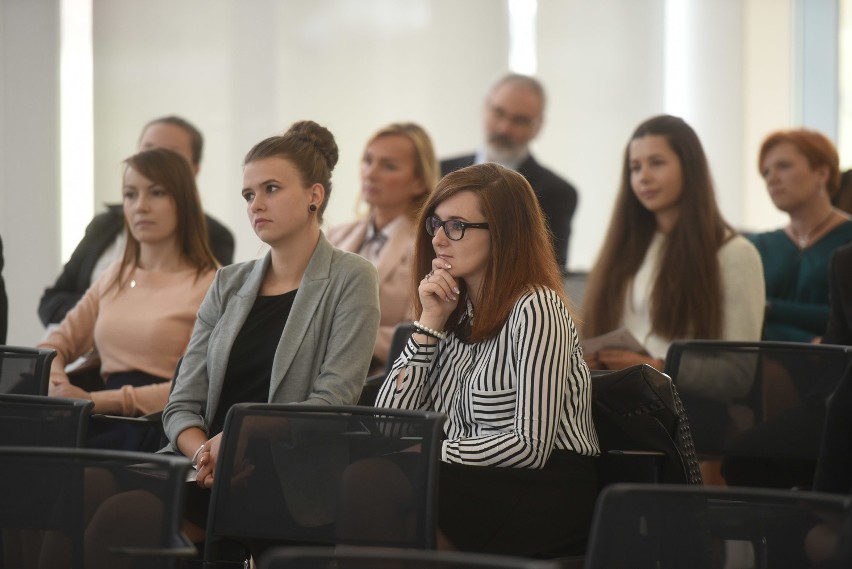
[824,242,852,345]
[0,235,7,344]
[440,153,578,269]
[38,205,235,326]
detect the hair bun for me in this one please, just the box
[285,120,339,171]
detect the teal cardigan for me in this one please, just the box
[748,221,852,342]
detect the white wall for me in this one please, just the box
[1,0,62,346]
[1,0,837,346]
[92,0,509,265]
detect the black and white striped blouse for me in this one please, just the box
[375,287,600,468]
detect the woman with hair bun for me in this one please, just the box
[158,121,380,549]
[750,128,852,342]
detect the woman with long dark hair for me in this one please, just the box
[583,114,764,376]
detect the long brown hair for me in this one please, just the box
[584,115,732,340]
[412,163,567,342]
[111,148,218,291]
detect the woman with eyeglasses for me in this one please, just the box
[369,162,599,556]
[583,115,765,376]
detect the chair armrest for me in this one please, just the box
[110,535,197,558]
[598,449,667,486]
[89,413,162,425]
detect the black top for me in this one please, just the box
[0,234,6,344]
[209,289,297,435]
[825,242,852,345]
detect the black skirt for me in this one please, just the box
[438,450,599,557]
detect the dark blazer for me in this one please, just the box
[0,234,7,344]
[441,153,578,269]
[38,205,235,326]
[824,242,852,345]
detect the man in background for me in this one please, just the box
[441,73,578,270]
[38,115,234,326]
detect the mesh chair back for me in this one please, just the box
[585,483,852,569]
[0,447,194,569]
[358,322,415,406]
[592,364,702,485]
[0,345,56,395]
[259,545,562,569]
[664,341,852,462]
[562,271,588,316]
[0,393,92,447]
[205,404,445,562]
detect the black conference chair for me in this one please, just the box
[584,483,852,569]
[664,340,852,489]
[0,447,195,569]
[562,270,589,315]
[0,345,56,395]
[0,393,92,447]
[204,403,446,565]
[358,321,415,406]
[592,364,703,487]
[259,545,562,569]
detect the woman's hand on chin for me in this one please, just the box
[417,258,459,331]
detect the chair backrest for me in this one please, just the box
[664,341,852,463]
[0,345,56,395]
[358,321,415,406]
[0,393,92,447]
[592,364,702,485]
[205,404,446,562]
[562,271,588,316]
[259,545,562,569]
[0,446,194,569]
[584,483,852,569]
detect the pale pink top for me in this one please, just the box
[39,261,216,415]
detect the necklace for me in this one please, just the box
[790,210,835,249]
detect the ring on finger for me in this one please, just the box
[425,270,434,280]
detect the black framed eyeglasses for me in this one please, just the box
[425,215,489,241]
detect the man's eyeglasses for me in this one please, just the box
[425,215,489,241]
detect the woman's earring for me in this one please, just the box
[309,204,318,213]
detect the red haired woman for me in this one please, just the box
[374,162,599,556]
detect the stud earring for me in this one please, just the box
[309,204,318,213]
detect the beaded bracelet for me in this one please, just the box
[191,444,206,470]
[412,320,447,341]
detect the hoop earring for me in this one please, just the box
[309,204,318,213]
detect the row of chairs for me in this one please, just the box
[257,481,852,569]
[6,335,852,488]
[3,443,852,568]
[3,337,852,567]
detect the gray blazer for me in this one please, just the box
[163,234,380,450]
